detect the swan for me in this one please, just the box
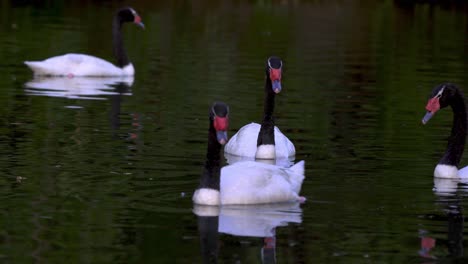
[422,83,468,178]
[220,161,305,205]
[224,56,295,160]
[24,7,144,77]
[193,102,305,205]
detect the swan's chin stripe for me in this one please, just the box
[434,164,459,178]
[255,144,276,159]
[192,188,220,205]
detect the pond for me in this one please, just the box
[1,0,468,263]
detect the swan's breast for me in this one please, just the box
[255,144,276,159]
[434,164,459,178]
[192,188,220,205]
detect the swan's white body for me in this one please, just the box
[220,160,304,205]
[24,53,135,77]
[193,189,220,206]
[193,160,304,205]
[224,123,295,159]
[435,164,468,179]
[458,166,468,177]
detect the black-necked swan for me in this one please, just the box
[422,83,468,179]
[192,102,305,206]
[24,7,144,77]
[224,56,295,160]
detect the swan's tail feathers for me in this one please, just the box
[290,160,305,176]
[24,61,38,68]
[24,61,49,75]
[288,160,305,194]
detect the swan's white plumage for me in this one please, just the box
[255,144,275,159]
[456,165,468,178]
[433,164,468,179]
[220,160,305,205]
[434,164,459,179]
[25,54,135,77]
[224,123,295,159]
[193,188,220,206]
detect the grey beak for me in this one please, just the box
[422,111,434,125]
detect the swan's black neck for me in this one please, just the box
[439,94,467,167]
[197,120,221,190]
[257,77,276,146]
[112,15,130,68]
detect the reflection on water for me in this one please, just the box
[433,178,468,196]
[194,202,302,263]
[24,76,134,100]
[419,181,468,261]
[2,0,468,263]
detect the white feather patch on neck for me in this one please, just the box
[255,144,276,159]
[434,164,459,178]
[192,188,220,205]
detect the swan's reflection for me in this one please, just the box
[193,202,302,263]
[433,177,468,196]
[25,76,139,141]
[24,76,134,100]
[224,153,295,168]
[418,178,468,261]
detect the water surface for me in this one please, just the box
[1,1,468,263]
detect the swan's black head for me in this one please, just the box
[266,56,283,94]
[117,7,145,28]
[210,102,229,145]
[422,83,462,124]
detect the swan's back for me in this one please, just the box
[220,160,305,205]
[224,123,295,158]
[457,165,468,178]
[25,54,134,76]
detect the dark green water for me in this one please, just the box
[1,0,468,263]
